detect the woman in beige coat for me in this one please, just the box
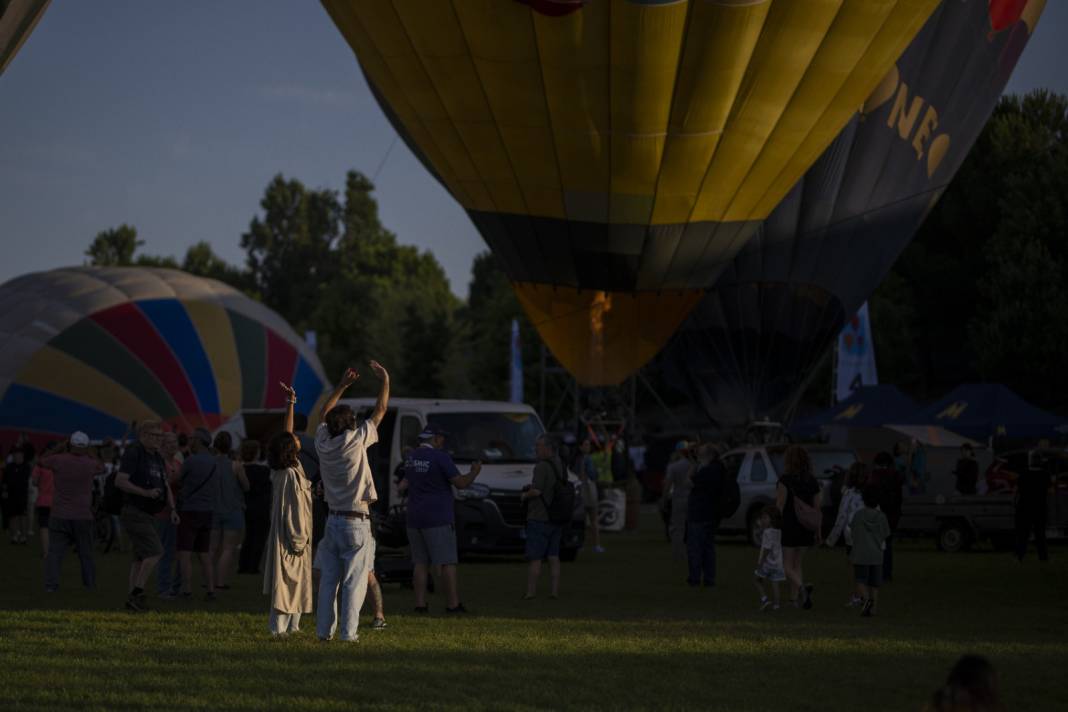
[263,382,313,636]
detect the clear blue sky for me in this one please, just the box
[2,1,1066,298]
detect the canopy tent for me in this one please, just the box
[796,385,918,432]
[883,425,979,449]
[896,384,1066,441]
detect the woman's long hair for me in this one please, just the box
[783,445,815,484]
[267,432,299,471]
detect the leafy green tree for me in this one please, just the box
[182,241,252,294]
[85,224,143,266]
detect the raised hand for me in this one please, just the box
[369,360,388,380]
[340,368,360,387]
[279,381,297,402]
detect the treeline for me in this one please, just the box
[84,171,541,402]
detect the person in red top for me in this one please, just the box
[31,445,58,558]
[40,431,104,592]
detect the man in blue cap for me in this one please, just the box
[399,424,482,614]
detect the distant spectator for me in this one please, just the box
[927,655,1003,712]
[239,440,272,575]
[575,439,604,554]
[1015,455,1050,562]
[686,443,725,588]
[315,362,389,642]
[31,444,58,558]
[175,428,220,600]
[850,486,890,617]
[665,442,695,561]
[868,451,905,582]
[292,412,324,556]
[40,432,103,592]
[954,444,980,496]
[154,432,183,598]
[115,421,176,612]
[907,439,929,495]
[753,505,784,611]
[521,434,565,600]
[776,445,821,609]
[3,446,32,545]
[264,382,313,636]
[826,462,868,607]
[210,432,248,590]
[401,424,482,610]
[177,433,190,462]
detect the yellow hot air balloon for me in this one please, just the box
[323,0,940,385]
[0,0,50,76]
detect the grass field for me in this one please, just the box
[1,512,1065,711]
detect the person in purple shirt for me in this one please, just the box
[399,425,481,615]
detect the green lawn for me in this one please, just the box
[1,513,1065,711]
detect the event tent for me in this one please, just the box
[895,383,1066,441]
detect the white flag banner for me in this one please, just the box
[836,302,878,403]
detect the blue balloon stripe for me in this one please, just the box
[137,299,221,415]
[0,383,128,441]
[291,357,325,416]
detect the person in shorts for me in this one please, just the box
[209,431,248,590]
[115,421,176,611]
[175,428,220,600]
[399,424,481,614]
[850,486,891,618]
[520,435,567,600]
[31,443,57,558]
[753,505,785,611]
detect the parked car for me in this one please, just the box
[899,448,1068,552]
[342,398,586,561]
[660,444,857,546]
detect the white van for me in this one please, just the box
[339,398,586,561]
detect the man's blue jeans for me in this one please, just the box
[316,515,373,641]
[686,521,717,586]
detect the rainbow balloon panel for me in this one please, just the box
[0,267,329,445]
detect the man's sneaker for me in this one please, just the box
[205,591,217,602]
[861,599,874,618]
[370,617,387,631]
[158,591,176,600]
[125,596,145,613]
[413,606,429,614]
[759,598,772,612]
[445,603,469,615]
[593,546,606,554]
[802,584,814,610]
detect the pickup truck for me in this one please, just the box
[898,449,1068,552]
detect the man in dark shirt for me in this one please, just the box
[954,444,980,496]
[116,421,177,611]
[399,425,481,614]
[686,444,725,588]
[1015,455,1051,562]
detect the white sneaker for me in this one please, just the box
[593,546,606,553]
[759,599,772,612]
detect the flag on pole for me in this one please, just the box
[835,302,878,403]
[509,318,523,403]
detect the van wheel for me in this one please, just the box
[937,522,969,553]
[747,509,764,548]
[560,547,578,563]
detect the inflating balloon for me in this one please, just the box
[663,0,1045,427]
[0,267,330,446]
[323,0,941,384]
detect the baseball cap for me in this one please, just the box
[70,431,90,448]
[192,427,213,447]
[418,425,447,440]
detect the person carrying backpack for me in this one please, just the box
[521,434,572,599]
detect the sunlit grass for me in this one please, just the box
[1,512,1064,711]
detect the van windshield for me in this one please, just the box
[769,450,856,479]
[426,412,544,464]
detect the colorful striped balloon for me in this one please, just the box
[0,267,330,446]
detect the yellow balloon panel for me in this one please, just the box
[513,283,704,386]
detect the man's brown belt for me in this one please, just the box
[331,510,370,520]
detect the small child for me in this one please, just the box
[826,462,867,607]
[850,486,891,617]
[753,505,785,611]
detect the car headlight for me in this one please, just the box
[455,483,491,500]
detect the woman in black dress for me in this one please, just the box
[776,445,821,609]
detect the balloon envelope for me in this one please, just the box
[323,0,941,384]
[0,267,330,446]
[0,0,49,76]
[665,0,1046,426]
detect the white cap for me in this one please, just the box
[70,431,90,448]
